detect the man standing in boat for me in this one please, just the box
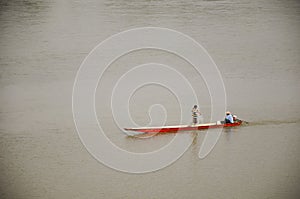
[191,105,202,125]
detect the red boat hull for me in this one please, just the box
[124,121,243,134]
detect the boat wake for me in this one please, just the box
[243,119,300,126]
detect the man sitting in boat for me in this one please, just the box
[225,111,234,123]
[191,105,201,124]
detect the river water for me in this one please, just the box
[1,0,300,198]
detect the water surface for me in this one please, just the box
[0,0,299,198]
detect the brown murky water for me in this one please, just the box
[1,0,299,198]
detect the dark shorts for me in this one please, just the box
[225,118,231,124]
[193,118,198,124]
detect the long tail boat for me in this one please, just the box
[124,120,243,134]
